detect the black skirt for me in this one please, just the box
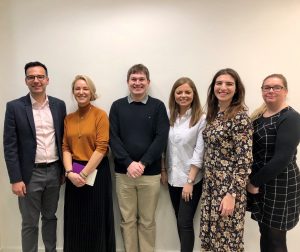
[64,157,116,252]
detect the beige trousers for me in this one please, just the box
[115,173,161,252]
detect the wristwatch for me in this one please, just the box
[65,170,73,177]
[187,178,194,184]
[231,192,237,198]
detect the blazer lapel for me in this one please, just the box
[49,97,59,134]
[25,94,36,139]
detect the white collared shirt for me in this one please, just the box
[166,109,206,187]
[30,95,58,163]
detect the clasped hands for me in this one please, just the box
[68,172,86,187]
[127,161,145,178]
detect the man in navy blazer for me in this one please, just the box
[3,61,66,252]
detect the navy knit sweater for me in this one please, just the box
[109,96,169,175]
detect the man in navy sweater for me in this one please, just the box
[109,64,169,252]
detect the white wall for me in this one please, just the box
[1,0,300,251]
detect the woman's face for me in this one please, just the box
[214,74,236,106]
[261,77,287,106]
[174,83,194,111]
[73,79,92,107]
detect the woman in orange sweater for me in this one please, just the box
[62,75,115,252]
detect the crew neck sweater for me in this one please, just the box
[109,96,169,175]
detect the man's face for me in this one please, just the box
[25,66,49,96]
[127,72,150,98]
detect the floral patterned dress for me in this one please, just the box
[200,109,253,252]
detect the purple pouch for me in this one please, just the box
[72,162,85,174]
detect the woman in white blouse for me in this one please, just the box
[161,77,206,252]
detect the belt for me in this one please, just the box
[35,160,59,168]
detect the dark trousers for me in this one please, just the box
[258,222,287,252]
[18,163,61,252]
[168,180,202,252]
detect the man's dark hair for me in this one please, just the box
[24,61,48,76]
[127,64,150,81]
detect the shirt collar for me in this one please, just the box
[127,94,149,104]
[30,94,49,107]
[177,108,192,118]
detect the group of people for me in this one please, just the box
[3,61,300,252]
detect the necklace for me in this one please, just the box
[77,105,92,139]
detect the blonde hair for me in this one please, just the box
[72,75,98,101]
[251,103,267,121]
[262,73,288,90]
[251,74,288,121]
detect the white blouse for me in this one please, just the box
[166,109,206,187]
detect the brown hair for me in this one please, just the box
[169,77,204,127]
[205,68,246,124]
[72,75,98,101]
[127,64,150,81]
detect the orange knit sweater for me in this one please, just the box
[62,104,109,161]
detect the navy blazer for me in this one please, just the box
[3,94,66,184]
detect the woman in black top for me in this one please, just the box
[247,74,300,252]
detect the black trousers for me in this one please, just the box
[258,222,287,252]
[168,180,203,252]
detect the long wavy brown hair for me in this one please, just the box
[205,68,246,124]
[169,77,204,127]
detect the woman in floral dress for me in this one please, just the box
[200,68,253,252]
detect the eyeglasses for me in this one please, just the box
[26,75,47,81]
[261,85,285,92]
